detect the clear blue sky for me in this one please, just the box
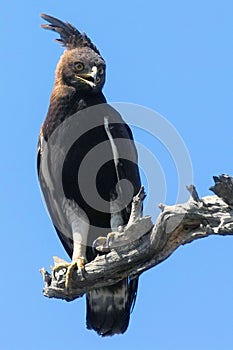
[1,1,233,349]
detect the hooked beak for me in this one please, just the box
[75,66,98,88]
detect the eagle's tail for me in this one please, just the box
[86,277,138,336]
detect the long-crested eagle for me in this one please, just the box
[37,14,142,336]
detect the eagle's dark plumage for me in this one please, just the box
[38,14,141,336]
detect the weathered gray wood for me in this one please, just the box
[210,174,233,206]
[40,175,233,301]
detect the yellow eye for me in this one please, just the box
[98,67,104,75]
[75,62,84,71]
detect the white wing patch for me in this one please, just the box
[104,116,120,172]
[104,117,125,231]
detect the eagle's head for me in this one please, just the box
[41,14,106,93]
[55,47,106,93]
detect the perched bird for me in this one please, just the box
[37,14,142,336]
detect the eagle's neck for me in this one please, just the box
[41,83,106,140]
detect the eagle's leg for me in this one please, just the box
[52,201,90,288]
[92,196,125,252]
[64,216,90,288]
[93,189,146,252]
[64,240,87,288]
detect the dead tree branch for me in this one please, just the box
[40,174,233,301]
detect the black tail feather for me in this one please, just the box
[86,277,138,336]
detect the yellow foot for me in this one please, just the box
[65,257,86,288]
[52,256,86,289]
[93,231,121,252]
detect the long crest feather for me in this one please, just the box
[40,13,101,54]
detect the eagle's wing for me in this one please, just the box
[85,104,141,336]
[37,127,89,259]
[102,109,141,223]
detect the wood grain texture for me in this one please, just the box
[41,175,233,301]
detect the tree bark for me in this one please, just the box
[40,174,233,301]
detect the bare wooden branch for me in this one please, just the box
[41,174,233,301]
[210,174,233,206]
[186,184,201,202]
